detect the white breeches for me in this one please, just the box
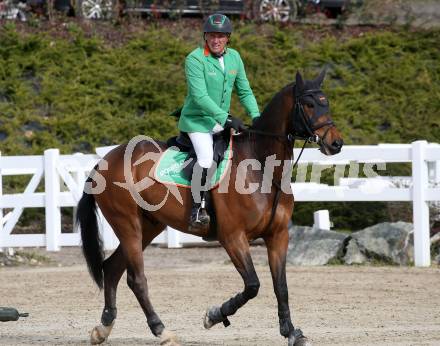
[188,124,223,169]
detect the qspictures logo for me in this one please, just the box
[85,136,386,212]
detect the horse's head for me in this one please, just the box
[293,70,343,155]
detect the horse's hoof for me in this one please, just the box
[90,322,114,345]
[288,328,311,346]
[296,337,312,346]
[294,336,312,346]
[288,335,311,346]
[159,329,181,346]
[203,306,229,329]
[203,308,215,329]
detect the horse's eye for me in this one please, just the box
[305,103,314,108]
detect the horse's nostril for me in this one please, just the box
[332,139,343,149]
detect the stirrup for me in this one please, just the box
[190,202,209,227]
[189,166,210,227]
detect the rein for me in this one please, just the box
[244,127,317,144]
[244,127,315,170]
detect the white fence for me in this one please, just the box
[1,140,439,267]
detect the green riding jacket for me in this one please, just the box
[178,46,260,133]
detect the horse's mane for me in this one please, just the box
[256,77,321,128]
[233,82,297,163]
[253,82,295,131]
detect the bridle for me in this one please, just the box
[292,88,335,146]
[244,85,335,167]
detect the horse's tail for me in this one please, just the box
[76,177,104,290]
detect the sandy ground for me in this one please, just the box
[1,245,439,346]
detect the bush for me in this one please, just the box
[1,21,439,229]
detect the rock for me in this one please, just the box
[343,239,367,265]
[431,233,440,264]
[352,222,414,265]
[287,226,349,266]
[431,232,440,245]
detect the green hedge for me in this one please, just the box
[1,21,439,229]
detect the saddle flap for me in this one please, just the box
[154,133,233,189]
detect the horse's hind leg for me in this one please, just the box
[90,217,166,345]
[121,219,180,346]
[204,233,260,329]
[90,245,125,345]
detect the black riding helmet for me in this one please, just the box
[203,13,232,35]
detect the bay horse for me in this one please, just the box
[76,70,343,346]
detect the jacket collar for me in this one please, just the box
[204,43,227,58]
[204,44,228,75]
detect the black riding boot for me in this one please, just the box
[190,167,210,228]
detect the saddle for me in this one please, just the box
[157,130,232,241]
[166,131,231,182]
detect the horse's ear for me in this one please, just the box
[295,71,304,92]
[315,67,327,87]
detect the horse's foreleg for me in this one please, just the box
[204,233,260,329]
[265,229,310,346]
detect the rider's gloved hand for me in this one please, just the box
[224,115,246,132]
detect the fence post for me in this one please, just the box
[428,160,440,184]
[72,153,86,232]
[0,151,3,246]
[97,209,119,251]
[313,210,331,230]
[45,149,61,251]
[412,141,430,267]
[167,227,182,248]
[436,161,440,184]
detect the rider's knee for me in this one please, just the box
[197,157,213,169]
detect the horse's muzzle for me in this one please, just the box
[320,138,343,155]
[331,139,343,153]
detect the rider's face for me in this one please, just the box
[205,32,229,55]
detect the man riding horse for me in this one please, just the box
[77,12,344,346]
[179,13,260,228]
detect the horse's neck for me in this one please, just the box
[256,84,294,135]
[249,88,294,183]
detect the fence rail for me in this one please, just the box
[1,140,439,267]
